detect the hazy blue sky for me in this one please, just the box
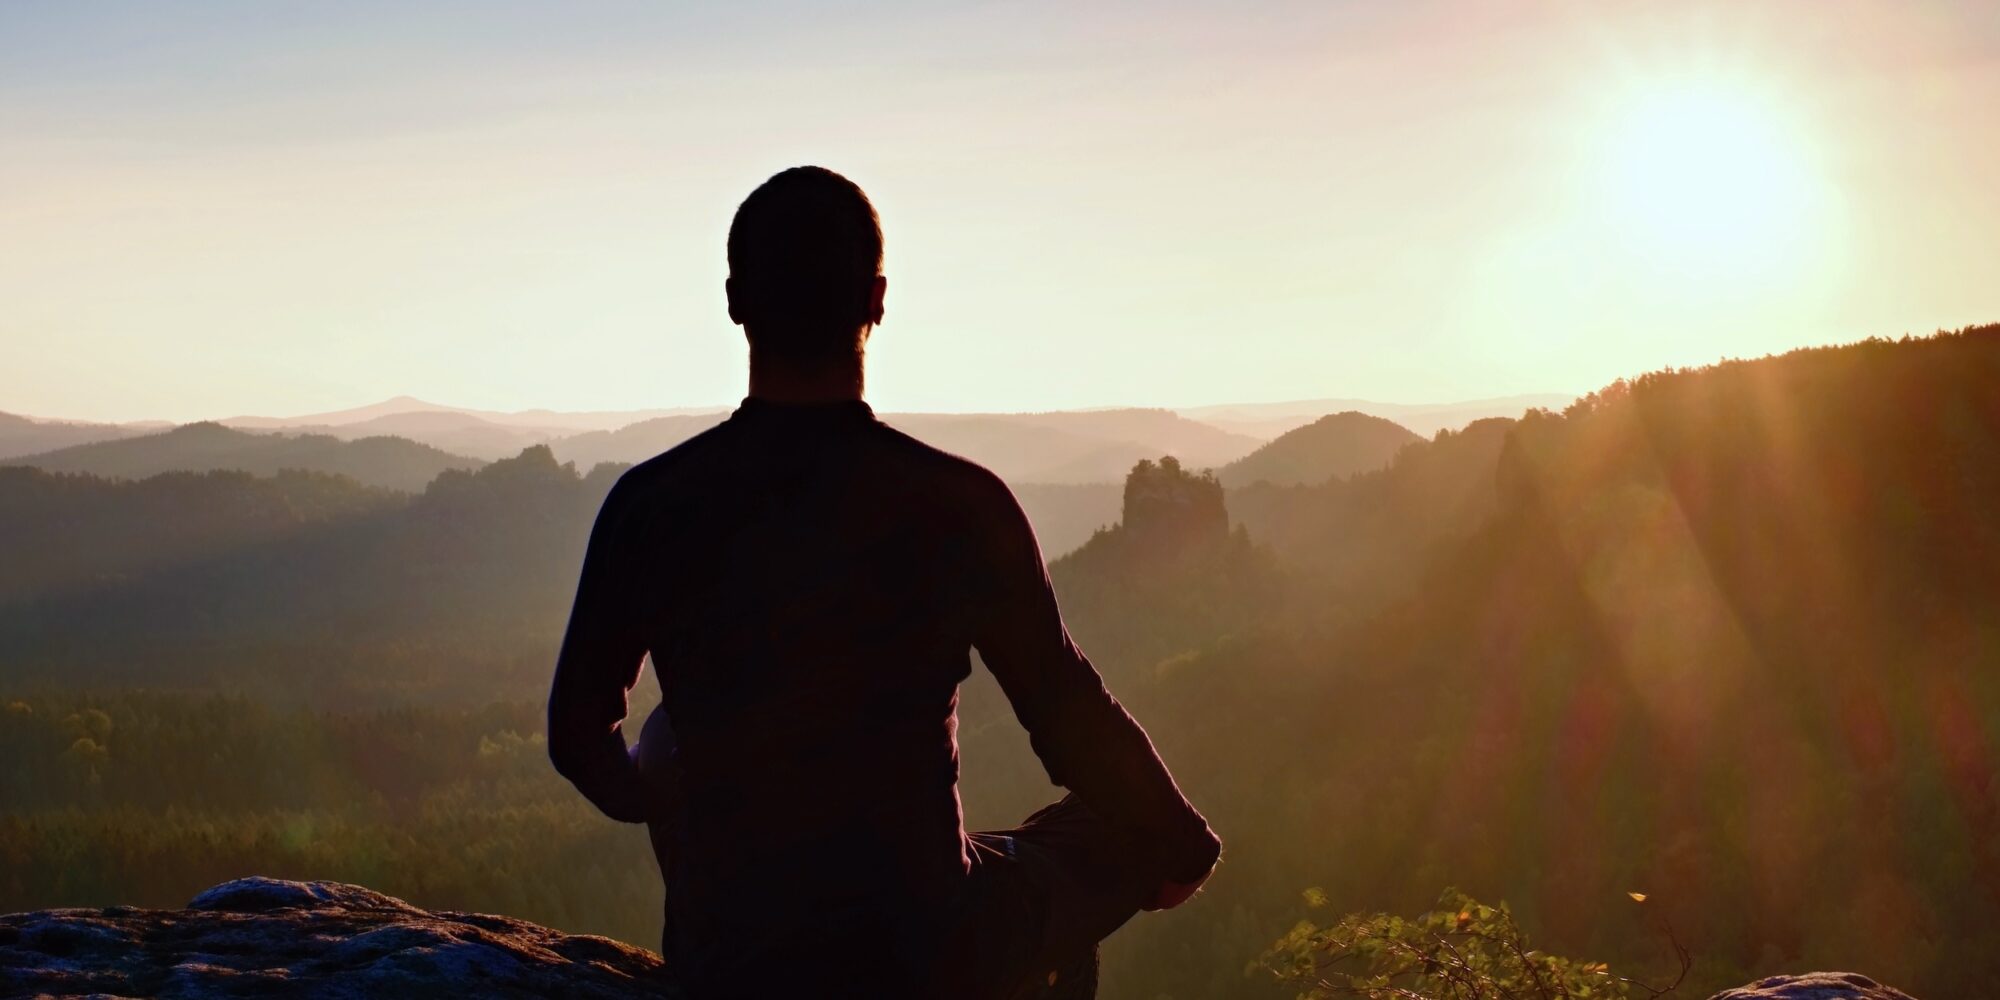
[4,1,1997,421]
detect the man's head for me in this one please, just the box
[726,166,885,364]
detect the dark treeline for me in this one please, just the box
[1214,410,1419,489]
[0,467,400,602]
[1,325,1997,999]
[0,421,484,492]
[0,447,622,704]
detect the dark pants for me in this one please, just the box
[928,794,1157,999]
[649,794,1155,1000]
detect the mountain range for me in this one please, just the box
[0,412,165,462]
[1180,393,1573,438]
[1,326,1995,999]
[2,393,1562,472]
[2,423,482,493]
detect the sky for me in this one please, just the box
[2,0,1997,423]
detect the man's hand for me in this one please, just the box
[630,706,681,824]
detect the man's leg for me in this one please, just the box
[939,794,1159,999]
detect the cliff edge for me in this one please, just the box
[0,876,1920,999]
[0,877,675,999]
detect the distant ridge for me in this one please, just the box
[223,396,718,433]
[1216,411,1422,488]
[551,408,1262,484]
[3,422,484,493]
[1178,393,1572,438]
[213,398,725,461]
[10,393,1574,476]
[0,412,153,461]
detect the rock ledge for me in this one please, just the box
[0,878,1921,1000]
[1708,972,1918,1000]
[0,876,675,999]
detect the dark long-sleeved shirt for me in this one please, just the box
[547,397,1218,967]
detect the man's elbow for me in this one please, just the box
[546,733,584,783]
[544,707,593,784]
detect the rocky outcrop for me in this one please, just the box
[0,877,676,999]
[1708,972,1919,1000]
[0,879,1920,1000]
[1121,456,1228,552]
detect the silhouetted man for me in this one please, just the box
[548,166,1219,999]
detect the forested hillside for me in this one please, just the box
[0,449,1126,699]
[1058,325,2000,997]
[1215,411,1419,488]
[274,411,564,461]
[0,447,618,703]
[1178,393,1573,439]
[1228,415,1518,602]
[2,327,1997,999]
[5,422,484,492]
[0,413,145,461]
[0,467,400,603]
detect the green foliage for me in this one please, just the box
[1258,890,1673,1000]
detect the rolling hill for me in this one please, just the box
[221,395,708,432]
[1179,392,1573,438]
[550,408,1262,483]
[4,422,485,492]
[1215,410,1421,488]
[263,411,564,462]
[220,396,725,461]
[0,466,401,603]
[0,412,152,461]
[13,393,1575,475]
[543,413,733,470]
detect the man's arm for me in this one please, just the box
[971,477,1221,902]
[547,476,652,824]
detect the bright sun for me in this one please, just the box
[1591,78,1823,277]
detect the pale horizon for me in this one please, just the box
[5,386,1582,430]
[6,1,1997,424]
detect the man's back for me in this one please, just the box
[615,399,1002,963]
[547,167,1217,998]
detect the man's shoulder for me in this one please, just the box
[601,419,739,505]
[600,414,1022,515]
[862,421,1017,504]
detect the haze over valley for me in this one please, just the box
[5,327,1999,998]
[0,393,1556,555]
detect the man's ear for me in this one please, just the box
[866,275,886,326]
[725,276,743,327]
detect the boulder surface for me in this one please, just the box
[0,880,1921,1000]
[1708,972,1919,1000]
[0,876,675,999]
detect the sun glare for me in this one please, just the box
[1589,77,1824,278]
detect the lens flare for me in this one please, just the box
[1588,76,1827,279]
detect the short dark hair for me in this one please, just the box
[727,166,883,359]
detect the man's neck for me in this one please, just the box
[747,349,866,404]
